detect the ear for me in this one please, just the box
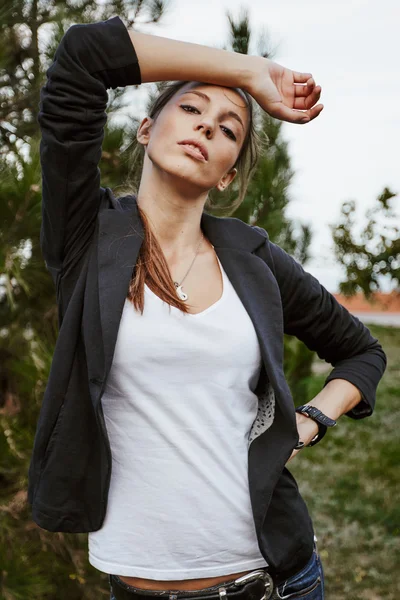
[216,167,238,192]
[137,117,154,147]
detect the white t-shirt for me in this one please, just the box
[88,255,269,579]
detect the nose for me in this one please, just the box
[196,118,214,137]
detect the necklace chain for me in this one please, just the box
[173,231,204,302]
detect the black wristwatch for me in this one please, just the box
[295,405,337,448]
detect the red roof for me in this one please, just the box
[332,290,400,313]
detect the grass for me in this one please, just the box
[288,324,400,599]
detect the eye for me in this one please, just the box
[179,104,237,141]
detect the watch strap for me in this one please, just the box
[295,405,337,447]
[296,405,337,427]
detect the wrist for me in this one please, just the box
[245,55,273,95]
[295,404,337,447]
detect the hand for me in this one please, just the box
[287,413,320,463]
[248,56,324,124]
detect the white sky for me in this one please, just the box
[119,0,399,293]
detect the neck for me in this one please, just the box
[136,196,207,264]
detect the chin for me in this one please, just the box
[146,149,215,193]
[158,163,210,191]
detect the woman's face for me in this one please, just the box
[137,81,250,193]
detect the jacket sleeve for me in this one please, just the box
[252,226,387,419]
[38,16,141,283]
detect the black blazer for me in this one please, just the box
[28,16,387,584]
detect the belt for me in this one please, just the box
[110,569,275,600]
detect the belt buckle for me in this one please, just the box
[233,570,273,600]
[260,572,273,600]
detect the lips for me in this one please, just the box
[178,139,208,161]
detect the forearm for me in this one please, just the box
[128,29,260,91]
[302,378,362,421]
[289,379,363,461]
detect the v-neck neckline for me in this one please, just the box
[144,255,226,318]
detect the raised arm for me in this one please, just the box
[38,16,141,283]
[40,15,322,285]
[128,29,323,124]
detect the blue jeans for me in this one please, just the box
[109,543,325,600]
[272,542,324,599]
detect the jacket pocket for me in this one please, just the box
[41,403,65,466]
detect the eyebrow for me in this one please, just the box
[179,90,245,131]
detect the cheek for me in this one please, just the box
[215,148,239,175]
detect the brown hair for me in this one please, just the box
[117,80,266,315]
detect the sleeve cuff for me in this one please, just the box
[323,373,373,420]
[63,15,142,89]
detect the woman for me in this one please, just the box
[28,15,387,600]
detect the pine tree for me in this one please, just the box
[0,2,169,599]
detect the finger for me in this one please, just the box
[294,86,321,110]
[293,77,318,96]
[294,84,311,97]
[269,102,324,124]
[294,85,322,109]
[300,103,324,123]
[293,71,313,83]
[304,85,322,110]
[268,104,306,123]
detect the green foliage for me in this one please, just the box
[283,334,315,404]
[289,324,400,598]
[330,187,399,298]
[0,1,173,599]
